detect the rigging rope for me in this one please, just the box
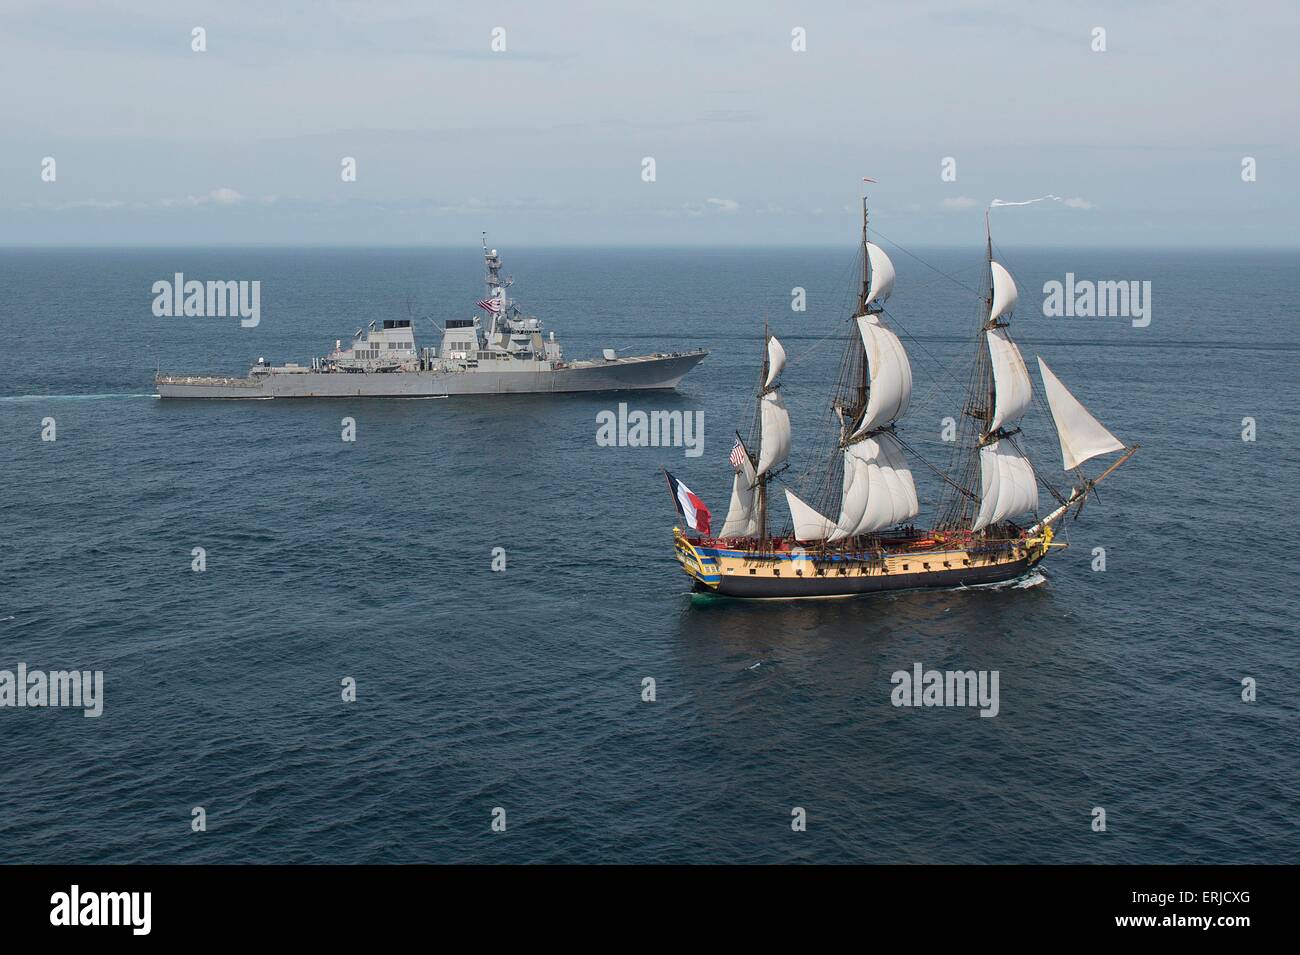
[1007,433,1070,507]
[868,227,986,299]
[891,431,979,502]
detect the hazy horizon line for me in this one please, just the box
[2,241,1297,253]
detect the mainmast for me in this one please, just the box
[813,189,918,545]
[833,198,875,445]
[757,322,770,545]
[856,199,871,417]
[981,212,998,443]
[857,198,871,315]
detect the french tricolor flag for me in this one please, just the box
[664,470,711,536]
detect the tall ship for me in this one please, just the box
[156,238,707,398]
[670,192,1137,599]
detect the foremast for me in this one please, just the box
[479,236,557,363]
[482,234,512,343]
[939,212,1136,538]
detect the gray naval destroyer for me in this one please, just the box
[156,239,707,398]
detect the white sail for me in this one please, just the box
[986,327,1033,432]
[971,439,1039,532]
[720,470,760,537]
[851,314,913,436]
[851,433,920,535]
[827,444,870,541]
[827,434,919,540]
[719,444,758,537]
[1037,358,1125,471]
[866,241,896,305]
[755,389,791,477]
[884,435,921,525]
[784,488,835,541]
[763,336,787,390]
[989,260,1018,322]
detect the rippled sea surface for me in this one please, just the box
[1,246,1296,863]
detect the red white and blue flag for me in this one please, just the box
[729,438,747,471]
[664,470,711,535]
[476,298,501,313]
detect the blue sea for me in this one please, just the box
[1,245,1296,864]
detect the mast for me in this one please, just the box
[722,317,788,544]
[831,197,874,449]
[937,212,1010,530]
[817,187,920,545]
[757,320,770,546]
[482,233,512,343]
[857,199,871,414]
[982,212,996,439]
[858,197,870,314]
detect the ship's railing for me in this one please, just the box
[154,374,261,388]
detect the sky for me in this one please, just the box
[1,0,1297,247]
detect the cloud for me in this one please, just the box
[941,196,979,210]
[34,198,127,211]
[705,197,740,213]
[209,187,245,206]
[1062,197,1094,209]
[18,187,268,214]
[158,188,247,208]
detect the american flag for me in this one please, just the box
[476,298,501,313]
[729,439,747,471]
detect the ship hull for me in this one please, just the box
[674,529,1053,600]
[157,351,707,399]
[699,555,1034,598]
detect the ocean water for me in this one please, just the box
[0,245,1296,864]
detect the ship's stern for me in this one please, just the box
[673,528,720,591]
[155,372,268,398]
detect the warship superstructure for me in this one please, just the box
[670,190,1136,599]
[156,238,706,398]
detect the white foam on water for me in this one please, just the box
[958,570,1048,591]
[0,393,155,402]
[1011,571,1048,589]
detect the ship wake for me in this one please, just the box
[957,570,1048,592]
[0,393,157,402]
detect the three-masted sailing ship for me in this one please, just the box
[671,192,1137,599]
